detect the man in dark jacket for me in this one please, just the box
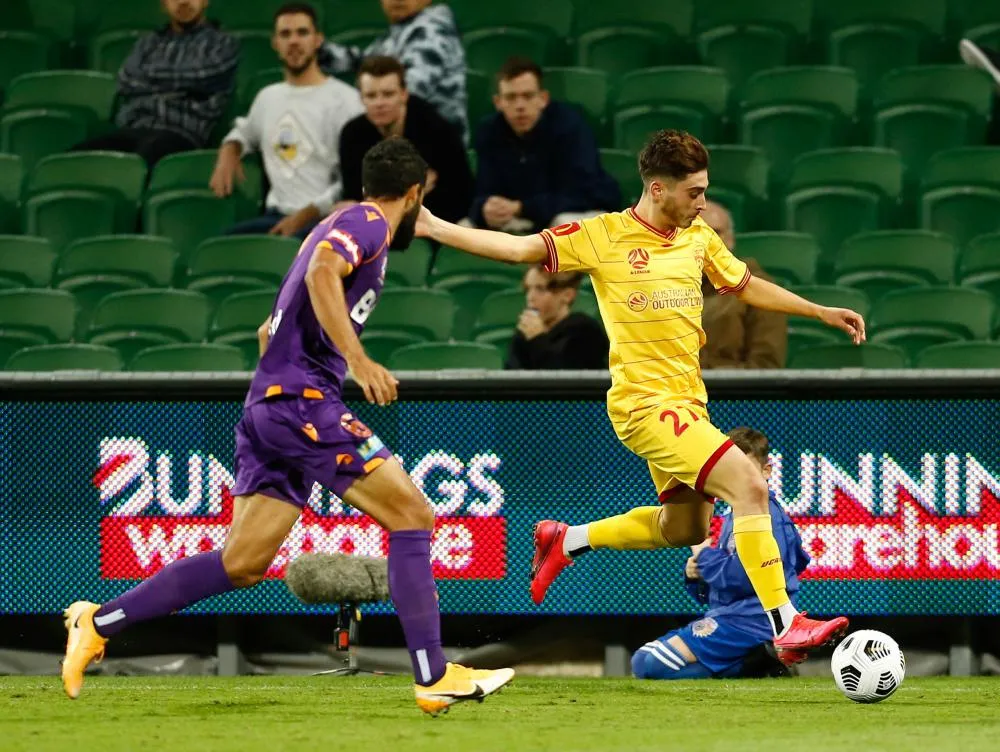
[339,56,473,223]
[469,57,621,234]
[72,0,239,168]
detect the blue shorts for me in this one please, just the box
[672,616,767,675]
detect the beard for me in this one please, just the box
[390,202,421,250]
[284,54,315,76]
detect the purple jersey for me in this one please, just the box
[246,203,390,405]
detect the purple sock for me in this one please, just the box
[93,551,235,638]
[388,530,448,686]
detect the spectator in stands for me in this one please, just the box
[959,38,1000,145]
[700,202,788,369]
[209,3,364,239]
[506,265,609,370]
[469,57,621,235]
[339,56,473,224]
[72,0,238,168]
[319,0,468,140]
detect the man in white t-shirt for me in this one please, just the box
[210,2,363,238]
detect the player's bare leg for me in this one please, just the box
[341,458,514,715]
[701,447,848,663]
[62,493,299,699]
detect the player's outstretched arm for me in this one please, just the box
[415,206,547,265]
[305,246,399,406]
[737,275,866,345]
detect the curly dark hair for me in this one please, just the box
[362,137,428,199]
[638,129,709,183]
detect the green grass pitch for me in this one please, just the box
[1,676,997,752]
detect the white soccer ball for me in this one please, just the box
[831,629,905,703]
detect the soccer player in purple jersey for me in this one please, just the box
[61,138,514,715]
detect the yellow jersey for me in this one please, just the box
[540,208,750,417]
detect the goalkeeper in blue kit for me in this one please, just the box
[632,427,812,679]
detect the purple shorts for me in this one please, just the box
[231,395,393,507]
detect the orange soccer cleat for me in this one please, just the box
[61,601,108,699]
[773,612,849,666]
[414,663,515,716]
[529,520,574,605]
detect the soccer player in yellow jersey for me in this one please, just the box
[416,130,864,663]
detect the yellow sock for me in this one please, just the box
[733,514,790,611]
[587,506,668,550]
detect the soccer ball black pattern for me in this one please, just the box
[831,630,905,703]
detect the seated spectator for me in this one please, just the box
[210,2,364,238]
[339,56,473,224]
[72,0,238,168]
[320,0,467,140]
[700,202,787,369]
[506,265,609,370]
[470,57,621,235]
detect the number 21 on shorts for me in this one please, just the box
[660,405,701,437]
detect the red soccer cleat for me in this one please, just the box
[773,612,850,666]
[530,520,573,605]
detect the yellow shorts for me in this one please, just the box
[611,400,734,502]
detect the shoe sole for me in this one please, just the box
[961,39,1000,92]
[530,523,566,604]
[775,621,850,664]
[418,672,515,717]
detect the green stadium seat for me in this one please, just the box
[948,1,1000,39]
[696,0,812,35]
[921,147,1000,190]
[5,343,123,371]
[0,235,55,289]
[816,0,947,36]
[833,230,956,300]
[545,67,608,136]
[360,331,426,365]
[26,152,146,232]
[599,149,640,207]
[0,289,75,364]
[473,289,524,338]
[325,28,382,50]
[88,289,211,362]
[790,343,909,369]
[0,153,22,233]
[186,236,297,308]
[785,187,881,270]
[614,105,707,151]
[388,342,504,371]
[786,285,871,354]
[875,66,993,122]
[870,287,995,360]
[365,288,455,342]
[735,233,819,287]
[232,31,280,92]
[213,0,325,31]
[434,277,518,341]
[466,69,493,132]
[474,328,515,354]
[786,148,904,201]
[129,343,248,372]
[740,107,838,190]
[0,31,51,97]
[386,240,432,288]
[705,145,769,229]
[431,247,523,286]
[451,0,573,39]
[873,104,973,187]
[464,28,556,72]
[143,189,239,263]
[4,71,117,125]
[915,341,1000,369]
[95,3,167,32]
[240,66,283,112]
[920,186,1000,249]
[209,289,275,367]
[24,0,76,57]
[574,289,600,319]
[0,108,89,172]
[88,29,143,75]
[24,190,117,253]
[959,233,1000,298]
[696,26,792,101]
[614,67,728,143]
[572,0,694,42]
[574,28,672,80]
[742,67,859,117]
[147,151,262,220]
[829,26,923,101]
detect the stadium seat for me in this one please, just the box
[740,107,837,191]
[25,152,146,232]
[386,240,432,288]
[786,148,904,201]
[600,149,641,207]
[24,190,117,253]
[816,0,947,36]
[240,66,283,113]
[4,71,117,125]
[785,187,881,271]
[574,28,672,80]
[706,145,769,229]
[790,343,909,369]
[359,330,426,365]
[742,67,859,117]
[915,341,1000,369]
[870,287,995,360]
[431,247,523,286]
[388,342,504,371]
[94,2,168,32]
[786,286,871,354]
[828,26,923,102]
[451,0,573,40]
[873,104,973,190]
[186,236,298,308]
[0,153,23,233]
[55,235,178,335]
[614,67,728,144]
[232,31,279,92]
[572,0,694,53]
[615,106,707,151]
[960,233,1000,298]
[0,31,51,97]
[129,343,248,372]
[574,289,599,320]
[735,233,819,287]
[875,66,993,127]
[463,28,556,72]
[21,0,75,61]
[473,289,525,339]
[209,289,276,367]
[0,235,55,289]
[143,189,239,264]
[833,230,956,301]
[365,288,455,342]
[87,289,211,362]
[466,69,493,133]
[545,67,608,136]
[695,0,812,36]
[921,148,1000,191]
[0,289,75,365]
[696,26,792,101]
[147,151,262,220]
[920,186,1000,249]
[435,277,518,341]
[88,29,144,75]
[0,108,89,172]
[5,343,123,371]
[213,0,325,32]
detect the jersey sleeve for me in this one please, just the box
[317,208,388,274]
[704,226,751,295]
[539,217,601,274]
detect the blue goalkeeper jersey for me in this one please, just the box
[684,492,810,640]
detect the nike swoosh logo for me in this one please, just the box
[73,615,81,630]
[465,684,485,699]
